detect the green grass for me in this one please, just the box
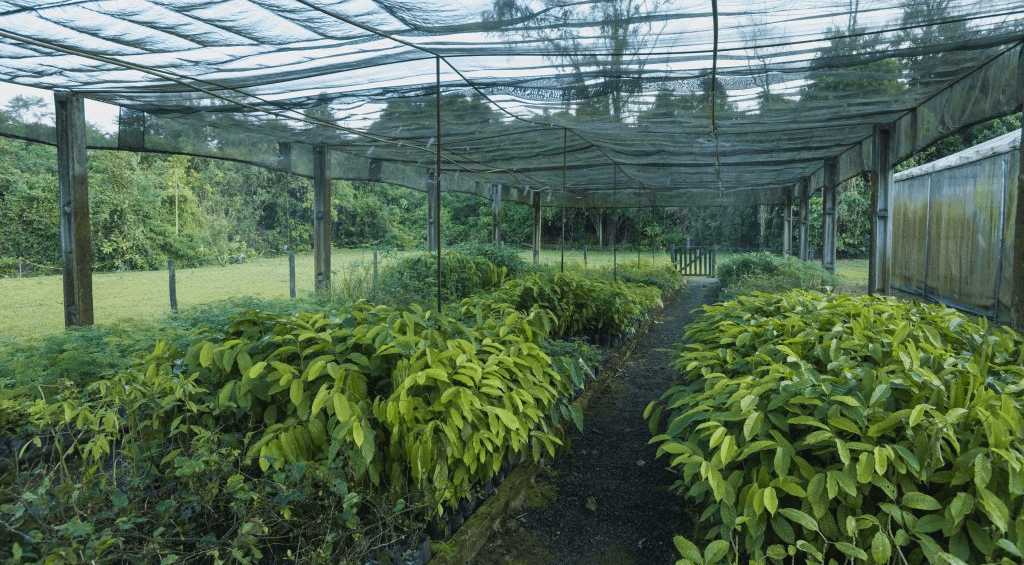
[0,249,403,341]
[0,245,869,341]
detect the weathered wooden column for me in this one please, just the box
[491,183,502,246]
[870,125,893,295]
[532,191,542,264]
[799,179,810,262]
[822,159,838,274]
[782,190,793,257]
[54,91,94,327]
[427,170,439,253]
[312,144,331,291]
[1013,114,1024,330]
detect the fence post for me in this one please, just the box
[168,260,178,314]
[289,252,296,299]
[583,245,588,269]
[373,245,379,288]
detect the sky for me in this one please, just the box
[0,82,120,134]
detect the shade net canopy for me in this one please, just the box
[0,0,1022,207]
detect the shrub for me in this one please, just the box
[375,251,505,307]
[448,242,527,279]
[717,252,834,298]
[647,290,1024,565]
[2,301,586,564]
[462,269,662,342]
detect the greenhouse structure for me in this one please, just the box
[892,129,1019,325]
[0,0,1022,328]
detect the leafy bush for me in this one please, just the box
[375,251,505,307]
[448,242,527,279]
[462,269,662,342]
[603,259,685,294]
[2,301,586,564]
[717,252,835,298]
[647,291,1024,565]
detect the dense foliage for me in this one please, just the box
[716,252,836,298]
[647,291,1024,565]
[0,258,678,564]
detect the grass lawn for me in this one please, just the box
[0,248,399,341]
[1,246,870,341]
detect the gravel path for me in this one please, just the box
[470,278,721,565]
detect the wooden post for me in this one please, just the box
[288,252,296,299]
[1012,114,1024,330]
[313,144,331,292]
[427,170,439,253]
[583,245,588,269]
[783,191,793,257]
[54,91,94,327]
[799,179,810,262]
[871,125,893,295]
[168,260,178,313]
[532,191,542,265]
[491,183,502,246]
[373,245,379,288]
[822,160,838,274]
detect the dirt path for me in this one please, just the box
[469,278,721,565]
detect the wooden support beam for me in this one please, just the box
[870,125,893,295]
[54,91,94,327]
[822,160,838,274]
[491,183,502,246]
[1013,117,1024,330]
[799,179,810,262]
[313,144,331,292]
[427,170,439,253]
[782,191,793,257]
[532,191,541,265]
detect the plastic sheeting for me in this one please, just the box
[892,129,1018,323]
[0,1,1023,207]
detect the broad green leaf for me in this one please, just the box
[946,492,973,526]
[704,539,729,564]
[902,492,942,511]
[834,541,867,560]
[333,391,352,422]
[974,453,992,489]
[908,404,926,428]
[831,395,861,407]
[778,507,818,532]
[763,486,778,515]
[977,487,1009,532]
[199,341,214,368]
[673,535,703,564]
[996,539,1022,558]
[743,411,763,440]
[774,447,791,478]
[912,513,944,534]
[289,378,304,407]
[873,446,888,475]
[870,531,891,564]
[856,452,874,483]
[771,516,796,544]
[352,419,365,448]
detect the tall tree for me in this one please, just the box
[485,0,659,122]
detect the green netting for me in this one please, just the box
[1,0,1022,207]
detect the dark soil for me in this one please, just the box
[470,278,721,565]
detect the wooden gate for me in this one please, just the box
[672,246,716,277]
